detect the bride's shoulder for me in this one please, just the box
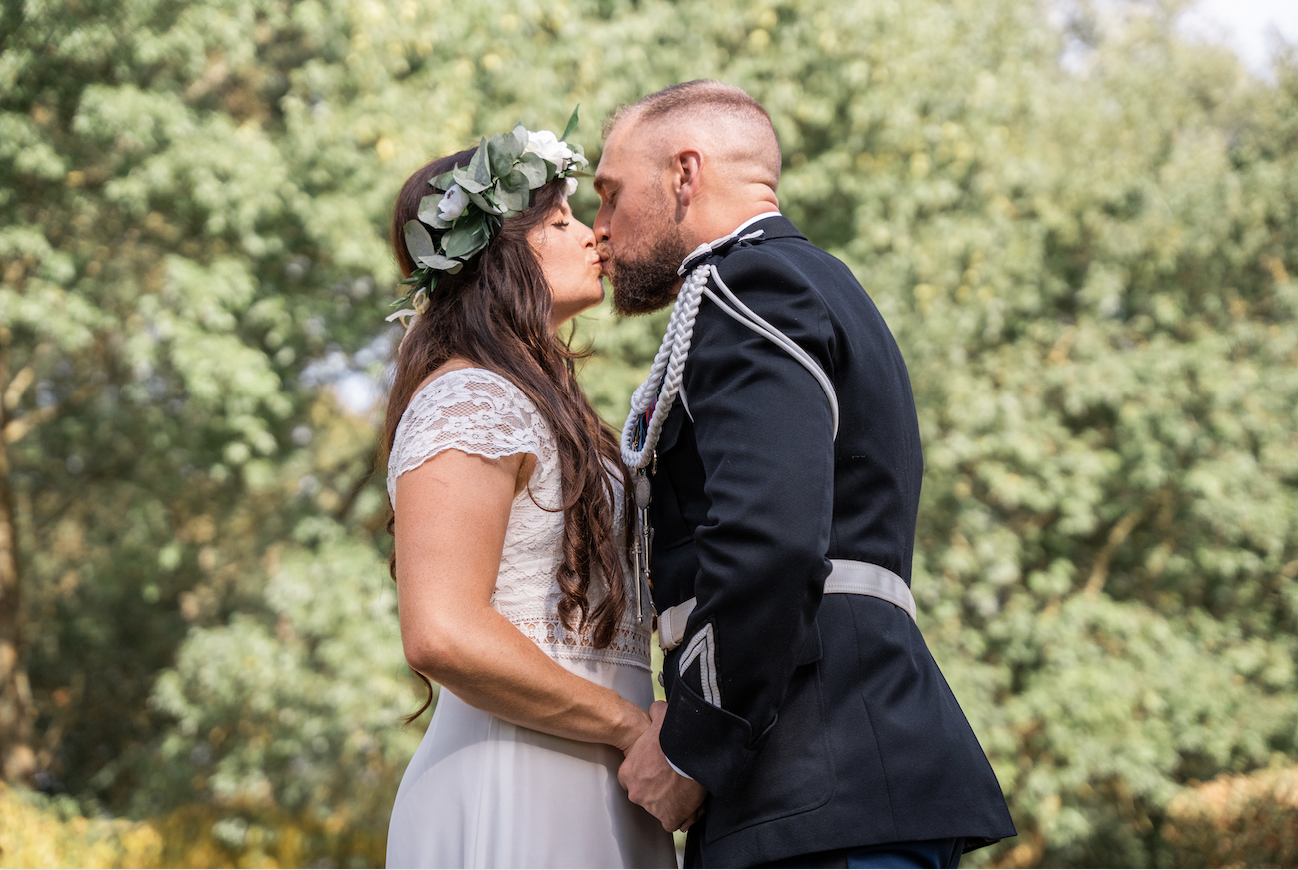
[410,364,529,408]
[400,367,545,441]
[388,366,548,497]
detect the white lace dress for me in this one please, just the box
[384,368,676,869]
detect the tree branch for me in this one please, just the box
[1084,506,1144,597]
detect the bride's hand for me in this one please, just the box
[614,700,654,755]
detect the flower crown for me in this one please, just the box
[389,108,588,321]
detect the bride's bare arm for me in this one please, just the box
[393,447,651,754]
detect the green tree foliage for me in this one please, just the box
[0,0,396,802]
[2,0,1296,866]
[145,517,416,829]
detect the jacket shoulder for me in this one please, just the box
[710,235,822,287]
[696,240,839,353]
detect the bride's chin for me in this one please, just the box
[579,282,606,312]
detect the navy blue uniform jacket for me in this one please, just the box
[649,216,1016,867]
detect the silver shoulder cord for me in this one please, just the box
[620,226,840,627]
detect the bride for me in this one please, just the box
[381,121,677,869]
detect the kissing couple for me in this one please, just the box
[381,81,1015,869]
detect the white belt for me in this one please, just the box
[657,559,917,653]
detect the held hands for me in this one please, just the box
[618,701,709,832]
[613,699,654,756]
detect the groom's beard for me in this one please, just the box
[607,231,692,316]
[606,203,692,316]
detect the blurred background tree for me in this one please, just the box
[1,0,1295,866]
[0,0,400,805]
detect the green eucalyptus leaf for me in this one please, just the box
[442,213,491,258]
[451,165,491,194]
[496,196,528,217]
[487,132,524,175]
[468,137,492,185]
[509,124,529,155]
[499,168,530,192]
[417,252,462,271]
[467,189,503,215]
[567,144,589,172]
[431,170,455,192]
[442,230,480,259]
[516,152,548,187]
[403,220,438,261]
[418,193,452,228]
[496,173,530,213]
[468,209,492,238]
[560,105,580,142]
[485,134,510,177]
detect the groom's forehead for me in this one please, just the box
[593,155,630,199]
[594,123,637,187]
[595,118,665,193]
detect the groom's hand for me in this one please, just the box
[618,701,708,832]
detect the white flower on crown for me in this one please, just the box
[563,177,579,197]
[524,129,576,172]
[437,184,468,222]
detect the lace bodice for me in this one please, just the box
[387,368,649,670]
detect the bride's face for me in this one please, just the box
[529,198,605,331]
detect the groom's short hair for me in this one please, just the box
[604,81,772,136]
[604,81,781,178]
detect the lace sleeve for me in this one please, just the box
[386,369,545,500]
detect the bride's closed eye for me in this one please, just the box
[552,220,570,229]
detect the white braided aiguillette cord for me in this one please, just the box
[619,224,768,471]
[620,264,709,470]
[619,328,675,466]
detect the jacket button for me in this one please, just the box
[657,672,665,687]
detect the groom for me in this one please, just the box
[595,82,1016,868]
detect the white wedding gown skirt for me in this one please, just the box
[385,656,677,869]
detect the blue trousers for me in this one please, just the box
[846,838,965,868]
[753,838,965,869]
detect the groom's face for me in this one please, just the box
[594,119,692,316]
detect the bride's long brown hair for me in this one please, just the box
[384,148,632,720]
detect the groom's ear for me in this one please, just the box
[674,149,703,207]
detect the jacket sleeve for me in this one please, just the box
[658,248,837,796]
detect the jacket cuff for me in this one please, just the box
[660,676,769,798]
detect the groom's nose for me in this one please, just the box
[593,205,611,244]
